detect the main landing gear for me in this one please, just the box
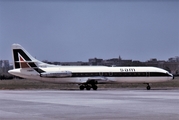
[79,84,98,90]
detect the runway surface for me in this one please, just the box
[0,90,179,120]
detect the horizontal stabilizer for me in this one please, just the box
[15,61,38,63]
[88,76,108,81]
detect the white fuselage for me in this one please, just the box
[8,44,175,90]
[9,66,173,84]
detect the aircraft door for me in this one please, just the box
[146,72,150,77]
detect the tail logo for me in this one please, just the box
[13,49,37,69]
[19,56,30,68]
[12,44,45,73]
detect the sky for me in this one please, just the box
[0,0,179,62]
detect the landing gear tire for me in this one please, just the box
[92,85,98,90]
[146,85,151,90]
[79,84,98,91]
[86,85,91,90]
[79,85,85,90]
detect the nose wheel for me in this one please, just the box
[146,83,151,90]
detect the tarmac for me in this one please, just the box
[0,89,179,120]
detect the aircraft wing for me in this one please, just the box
[86,76,114,84]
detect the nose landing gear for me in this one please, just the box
[146,83,151,90]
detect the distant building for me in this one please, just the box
[60,61,89,66]
[89,58,103,65]
[0,60,10,74]
[3,60,9,68]
[168,56,179,62]
[0,60,3,68]
[0,60,9,68]
[103,58,119,66]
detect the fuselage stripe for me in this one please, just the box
[71,72,171,77]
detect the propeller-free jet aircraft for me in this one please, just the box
[8,44,174,90]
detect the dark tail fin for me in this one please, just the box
[11,44,53,70]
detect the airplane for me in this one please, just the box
[8,44,174,90]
